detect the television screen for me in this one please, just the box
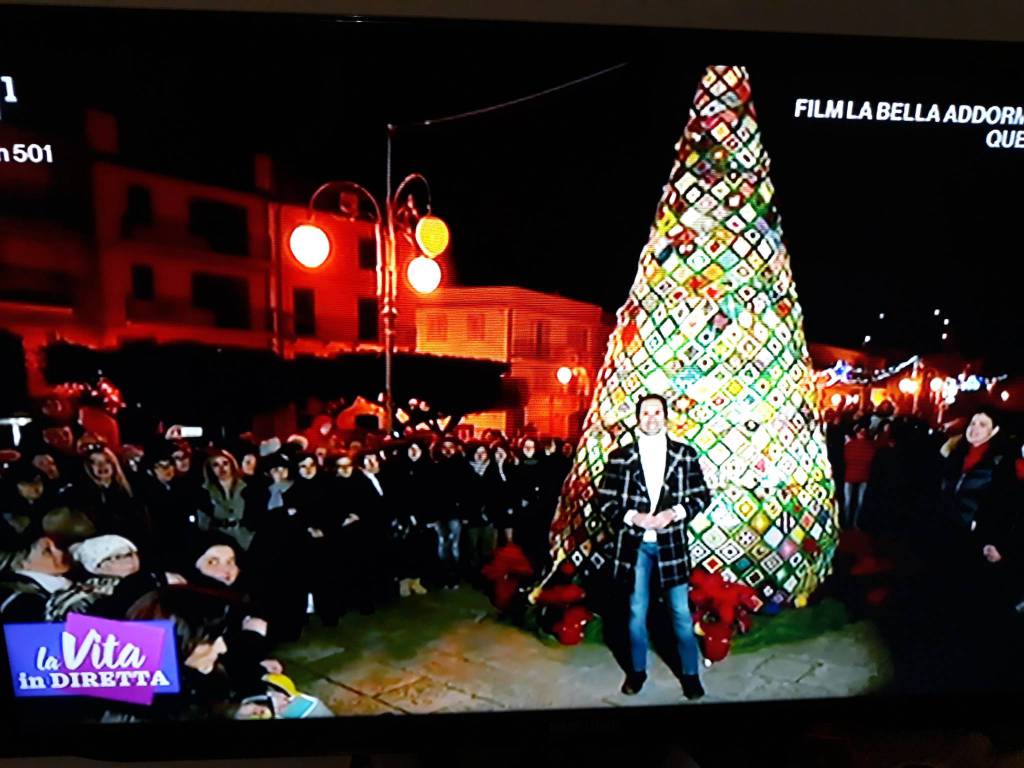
[1,3,1023,738]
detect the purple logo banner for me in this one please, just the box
[5,616,180,705]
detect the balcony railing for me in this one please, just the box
[125,297,218,326]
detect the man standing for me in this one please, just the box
[597,393,711,700]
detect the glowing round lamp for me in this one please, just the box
[930,377,944,393]
[290,225,330,269]
[830,394,842,407]
[415,215,450,258]
[407,256,441,293]
[899,377,920,395]
[556,366,573,385]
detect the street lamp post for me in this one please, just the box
[289,175,447,434]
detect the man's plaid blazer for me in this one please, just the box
[596,435,712,589]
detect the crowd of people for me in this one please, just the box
[0,423,574,720]
[823,399,1024,615]
[3,389,1023,718]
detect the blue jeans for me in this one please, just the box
[629,541,701,677]
[843,482,867,528]
[430,520,461,564]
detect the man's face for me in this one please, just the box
[298,457,317,480]
[638,398,667,436]
[17,477,44,501]
[153,459,176,484]
[96,551,140,578]
[196,545,239,586]
[408,443,422,462]
[966,413,999,447]
[269,466,289,484]
[440,442,457,459]
[522,440,536,459]
[363,455,380,474]
[32,454,59,480]
[335,458,353,478]
[23,537,70,575]
[473,446,489,463]
[89,453,114,482]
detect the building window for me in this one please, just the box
[0,265,73,307]
[131,264,155,301]
[191,272,251,329]
[426,314,448,342]
[567,325,590,352]
[535,320,551,357]
[358,238,377,270]
[188,198,249,257]
[121,185,153,239]
[357,297,378,341]
[294,288,316,337]
[467,313,486,342]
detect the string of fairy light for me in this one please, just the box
[817,305,1009,405]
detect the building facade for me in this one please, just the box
[0,110,450,402]
[415,286,614,440]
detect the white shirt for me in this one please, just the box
[15,570,73,595]
[624,430,688,542]
[364,471,384,496]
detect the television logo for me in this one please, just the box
[4,614,180,705]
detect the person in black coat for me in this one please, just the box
[462,442,498,585]
[939,409,1014,551]
[541,437,572,516]
[391,439,434,597]
[325,452,374,614]
[245,452,312,643]
[180,531,282,699]
[354,449,397,605]
[291,450,339,625]
[428,437,469,588]
[487,441,518,546]
[122,583,238,721]
[63,445,154,560]
[514,437,553,573]
[138,441,197,571]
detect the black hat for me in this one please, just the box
[178,528,243,579]
[143,440,177,467]
[259,450,293,476]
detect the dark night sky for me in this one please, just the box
[2,7,1024,372]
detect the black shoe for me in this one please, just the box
[621,671,647,695]
[682,675,705,700]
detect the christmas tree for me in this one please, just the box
[548,65,838,609]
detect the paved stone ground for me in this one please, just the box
[274,587,893,715]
